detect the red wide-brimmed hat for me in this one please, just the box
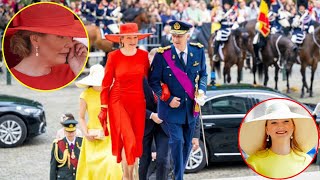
[5,3,86,37]
[105,23,152,43]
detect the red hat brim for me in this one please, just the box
[5,20,86,38]
[105,33,152,43]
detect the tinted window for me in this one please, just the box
[251,93,283,105]
[202,95,250,115]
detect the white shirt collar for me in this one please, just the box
[66,137,75,145]
[175,46,188,57]
[175,46,188,64]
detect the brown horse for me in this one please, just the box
[239,19,257,70]
[257,33,298,91]
[208,28,250,83]
[85,9,151,52]
[130,10,152,29]
[298,26,320,97]
[85,24,113,53]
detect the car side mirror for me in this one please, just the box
[312,103,320,116]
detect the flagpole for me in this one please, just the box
[117,0,120,26]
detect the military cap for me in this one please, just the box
[61,119,78,132]
[297,0,308,9]
[169,20,193,35]
[222,0,234,6]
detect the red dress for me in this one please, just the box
[101,49,149,165]
[10,64,75,90]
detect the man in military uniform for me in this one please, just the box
[50,119,83,180]
[149,20,207,180]
[213,0,238,61]
[291,0,314,45]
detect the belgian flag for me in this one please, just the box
[258,0,273,37]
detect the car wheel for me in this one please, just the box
[0,115,27,148]
[185,140,207,173]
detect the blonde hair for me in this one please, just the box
[10,30,45,58]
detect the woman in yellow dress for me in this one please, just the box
[240,99,318,179]
[75,64,122,180]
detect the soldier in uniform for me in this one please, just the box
[253,0,272,65]
[291,0,314,45]
[50,119,83,180]
[149,20,207,180]
[212,0,238,61]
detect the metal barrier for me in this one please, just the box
[139,22,163,50]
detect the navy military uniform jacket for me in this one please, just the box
[50,137,83,180]
[149,43,207,125]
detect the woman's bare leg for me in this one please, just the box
[121,149,136,180]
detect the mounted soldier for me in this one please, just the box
[253,0,271,65]
[291,0,315,46]
[212,0,238,62]
[81,0,97,24]
[95,0,120,35]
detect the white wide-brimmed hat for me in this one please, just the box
[240,100,318,155]
[75,64,104,88]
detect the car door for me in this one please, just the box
[201,93,251,162]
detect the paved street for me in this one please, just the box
[0,59,319,179]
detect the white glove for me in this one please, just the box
[111,7,121,17]
[309,25,314,34]
[195,90,207,106]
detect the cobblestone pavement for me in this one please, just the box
[0,59,319,180]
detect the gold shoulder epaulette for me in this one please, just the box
[53,138,62,143]
[157,45,171,53]
[190,42,204,48]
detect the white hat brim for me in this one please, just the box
[240,116,318,155]
[75,75,103,88]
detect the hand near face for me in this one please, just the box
[67,41,88,75]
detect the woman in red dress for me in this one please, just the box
[98,23,151,180]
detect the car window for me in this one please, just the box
[251,93,283,105]
[202,95,249,115]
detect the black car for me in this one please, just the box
[185,84,319,173]
[0,95,46,148]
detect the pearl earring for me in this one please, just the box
[290,135,293,139]
[36,46,39,57]
[266,135,270,142]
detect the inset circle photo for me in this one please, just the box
[2,2,89,91]
[239,98,318,179]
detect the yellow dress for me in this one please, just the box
[76,88,122,180]
[246,149,312,179]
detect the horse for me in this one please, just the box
[208,28,250,84]
[239,19,257,70]
[85,8,152,51]
[239,16,291,71]
[122,8,152,29]
[298,26,320,97]
[85,24,114,52]
[256,33,298,91]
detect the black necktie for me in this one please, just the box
[180,52,186,67]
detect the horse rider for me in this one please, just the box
[269,0,282,34]
[291,0,314,46]
[213,0,238,62]
[81,0,97,24]
[95,0,120,35]
[253,0,272,65]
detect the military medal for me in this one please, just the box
[70,143,75,159]
[71,150,75,159]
